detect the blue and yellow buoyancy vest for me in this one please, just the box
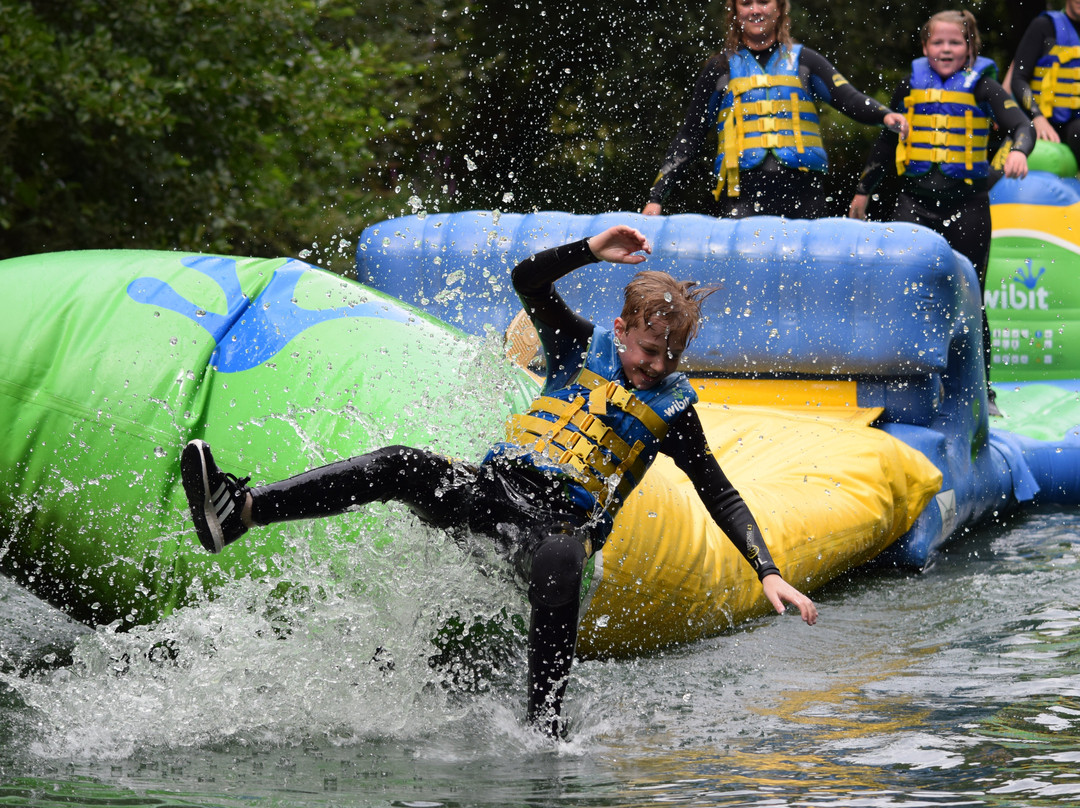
[493,327,697,538]
[1032,10,1080,124]
[897,56,996,180]
[713,44,828,199]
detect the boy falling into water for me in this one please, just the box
[180,224,817,737]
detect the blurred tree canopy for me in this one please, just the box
[0,0,1050,267]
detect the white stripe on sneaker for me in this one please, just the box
[212,481,233,520]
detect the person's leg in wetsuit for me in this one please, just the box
[524,531,586,736]
[249,445,469,529]
[894,190,994,393]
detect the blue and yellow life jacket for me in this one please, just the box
[490,327,696,540]
[896,56,996,181]
[1032,10,1080,124]
[713,44,827,199]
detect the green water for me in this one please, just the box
[1,505,1079,807]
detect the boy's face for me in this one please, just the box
[613,317,685,390]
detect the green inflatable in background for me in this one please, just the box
[1,250,534,627]
[987,141,1080,384]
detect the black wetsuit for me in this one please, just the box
[1011,11,1080,164]
[855,77,1035,385]
[648,44,894,219]
[246,238,780,735]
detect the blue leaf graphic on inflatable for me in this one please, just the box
[1013,258,1046,290]
[127,255,410,373]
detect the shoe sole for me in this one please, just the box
[180,440,225,553]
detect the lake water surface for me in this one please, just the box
[2,505,1079,807]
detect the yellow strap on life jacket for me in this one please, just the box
[510,413,620,478]
[715,102,743,199]
[905,129,989,148]
[728,73,802,96]
[1033,62,1080,117]
[1034,65,1080,82]
[907,112,990,134]
[790,93,804,153]
[735,113,824,142]
[897,99,915,174]
[735,98,819,118]
[1038,61,1062,119]
[576,369,669,438]
[964,109,974,169]
[604,439,646,509]
[527,395,584,454]
[907,88,980,107]
[1050,45,1080,63]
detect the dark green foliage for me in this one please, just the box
[1,0,420,266]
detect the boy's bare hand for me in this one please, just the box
[587,225,652,265]
[763,574,818,625]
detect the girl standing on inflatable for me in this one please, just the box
[642,0,907,219]
[1010,0,1080,167]
[848,10,1034,414]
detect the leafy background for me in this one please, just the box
[0,0,1047,270]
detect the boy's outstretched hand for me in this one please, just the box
[587,225,652,265]
[763,574,818,625]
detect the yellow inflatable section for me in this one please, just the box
[576,383,942,658]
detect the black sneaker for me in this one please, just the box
[180,440,251,553]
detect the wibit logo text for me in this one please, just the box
[663,396,692,418]
[984,258,1049,311]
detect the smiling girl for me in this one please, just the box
[848,10,1035,414]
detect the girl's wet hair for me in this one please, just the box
[621,271,720,348]
[922,10,981,67]
[723,0,793,55]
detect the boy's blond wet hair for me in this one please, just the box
[620,271,718,348]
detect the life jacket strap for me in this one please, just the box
[528,395,584,454]
[715,101,744,199]
[576,369,669,438]
[728,74,801,95]
[907,87,978,106]
[896,90,986,176]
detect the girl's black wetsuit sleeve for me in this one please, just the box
[648,46,893,206]
[510,238,781,578]
[1011,15,1058,119]
[660,406,781,580]
[855,78,1036,199]
[646,55,728,207]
